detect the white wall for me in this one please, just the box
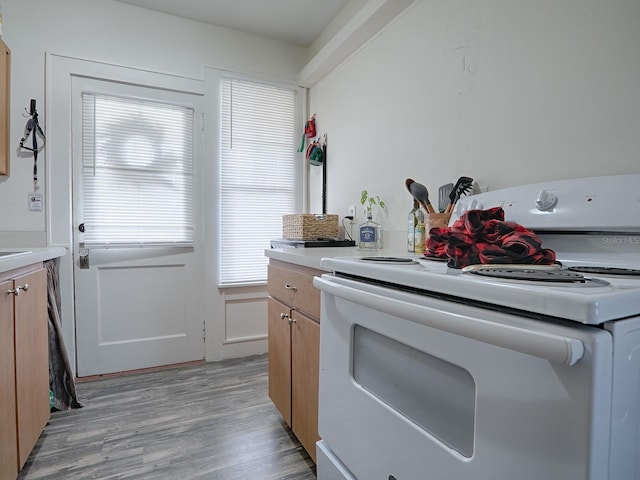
[0,0,307,369]
[309,0,640,248]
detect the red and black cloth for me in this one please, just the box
[426,207,556,268]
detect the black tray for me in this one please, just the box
[271,238,356,248]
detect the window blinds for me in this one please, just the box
[81,93,194,247]
[220,78,296,284]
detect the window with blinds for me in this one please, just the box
[81,93,194,247]
[220,78,297,285]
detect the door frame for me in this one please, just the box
[46,53,206,377]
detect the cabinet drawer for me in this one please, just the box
[268,263,320,319]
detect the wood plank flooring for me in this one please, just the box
[18,355,317,480]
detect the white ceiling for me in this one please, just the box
[112,0,351,47]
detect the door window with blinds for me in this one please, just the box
[220,78,297,285]
[81,93,194,247]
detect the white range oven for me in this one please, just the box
[313,174,640,480]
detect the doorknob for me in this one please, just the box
[78,248,90,269]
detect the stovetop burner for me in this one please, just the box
[470,268,588,283]
[359,256,419,265]
[567,266,640,276]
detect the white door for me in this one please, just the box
[72,75,205,377]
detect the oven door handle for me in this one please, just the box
[314,277,585,366]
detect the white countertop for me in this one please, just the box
[0,247,67,273]
[265,246,410,270]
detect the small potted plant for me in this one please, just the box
[359,190,385,249]
[360,190,386,218]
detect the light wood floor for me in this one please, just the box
[18,355,316,480]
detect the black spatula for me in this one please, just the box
[445,176,474,214]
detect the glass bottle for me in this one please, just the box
[407,199,418,252]
[414,208,425,254]
[359,211,382,249]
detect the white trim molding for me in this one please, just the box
[298,0,417,87]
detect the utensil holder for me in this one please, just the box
[425,212,451,239]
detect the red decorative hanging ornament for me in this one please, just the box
[304,114,317,138]
[298,113,317,152]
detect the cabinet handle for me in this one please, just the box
[280,312,289,321]
[7,283,29,296]
[288,317,296,325]
[284,283,298,292]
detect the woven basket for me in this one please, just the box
[282,214,339,240]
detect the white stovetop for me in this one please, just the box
[320,254,640,325]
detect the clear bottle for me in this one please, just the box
[359,212,382,249]
[407,200,418,252]
[414,208,425,254]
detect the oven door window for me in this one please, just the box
[352,325,476,457]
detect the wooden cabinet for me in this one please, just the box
[0,265,49,479]
[290,310,319,459]
[0,280,18,480]
[268,297,292,425]
[267,260,321,463]
[15,267,49,469]
[0,39,9,176]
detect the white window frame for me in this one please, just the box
[212,72,305,286]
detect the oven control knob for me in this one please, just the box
[536,189,557,211]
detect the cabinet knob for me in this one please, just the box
[288,317,296,325]
[7,283,29,296]
[284,283,298,292]
[280,312,289,321]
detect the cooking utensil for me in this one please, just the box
[405,178,436,213]
[445,176,474,214]
[438,183,454,213]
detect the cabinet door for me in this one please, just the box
[0,39,9,176]
[268,297,292,426]
[14,268,48,469]
[291,310,320,463]
[0,279,18,480]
